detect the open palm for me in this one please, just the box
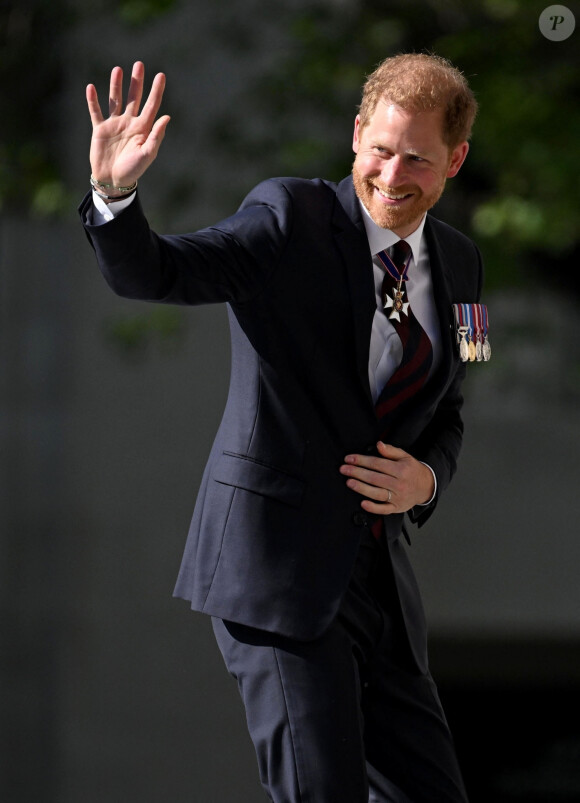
[86,61,170,193]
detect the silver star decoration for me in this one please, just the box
[384,289,409,322]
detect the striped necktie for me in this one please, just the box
[374,240,433,430]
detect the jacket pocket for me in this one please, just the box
[212,451,306,508]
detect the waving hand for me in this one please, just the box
[86,61,170,198]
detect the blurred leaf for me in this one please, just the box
[103,308,185,356]
[116,0,180,26]
[473,196,545,244]
[31,180,69,218]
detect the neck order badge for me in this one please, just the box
[378,240,412,322]
[375,242,433,422]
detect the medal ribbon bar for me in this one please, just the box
[452,303,491,362]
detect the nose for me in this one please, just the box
[381,155,407,187]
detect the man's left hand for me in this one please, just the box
[340,442,434,515]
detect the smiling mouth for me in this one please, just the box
[374,186,414,202]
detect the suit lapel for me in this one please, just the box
[374,216,459,445]
[330,183,460,417]
[420,216,458,401]
[333,177,376,405]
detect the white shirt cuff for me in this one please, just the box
[418,462,437,506]
[92,190,136,224]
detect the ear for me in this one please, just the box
[352,115,362,154]
[446,141,469,178]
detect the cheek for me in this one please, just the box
[420,168,445,190]
[354,154,380,176]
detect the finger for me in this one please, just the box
[109,65,124,116]
[345,476,394,504]
[342,454,399,479]
[86,84,104,126]
[341,464,397,489]
[360,498,395,515]
[139,72,167,127]
[125,61,145,116]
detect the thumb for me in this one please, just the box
[376,441,407,460]
[144,114,171,157]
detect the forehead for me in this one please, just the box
[364,99,447,150]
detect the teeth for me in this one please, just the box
[378,188,408,200]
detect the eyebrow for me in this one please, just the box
[406,148,433,159]
[372,141,435,160]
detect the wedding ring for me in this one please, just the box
[387,489,392,503]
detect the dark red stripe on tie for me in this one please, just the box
[375,241,433,435]
[371,518,383,541]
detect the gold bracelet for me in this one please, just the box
[90,174,138,194]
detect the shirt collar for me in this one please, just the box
[358,200,426,266]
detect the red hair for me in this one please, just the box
[359,53,478,148]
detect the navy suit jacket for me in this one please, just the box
[80,175,483,671]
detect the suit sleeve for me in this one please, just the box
[409,240,484,527]
[78,180,294,306]
[408,361,466,526]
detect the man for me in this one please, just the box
[81,53,482,802]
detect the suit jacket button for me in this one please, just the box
[352,512,368,527]
[365,444,375,454]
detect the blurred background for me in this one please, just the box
[1,0,579,800]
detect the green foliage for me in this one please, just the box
[0,1,73,217]
[115,0,180,26]
[1,0,578,298]
[210,0,580,294]
[433,0,580,289]
[103,306,185,355]
[0,0,179,218]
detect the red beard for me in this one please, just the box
[352,163,446,234]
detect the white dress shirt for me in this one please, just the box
[359,201,440,503]
[358,201,441,404]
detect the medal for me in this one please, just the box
[457,326,470,362]
[483,336,491,362]
[463,303,476,361]
[384,280,410,321]
[482,306,491,361]
[378,249,412,323]
[473,304,483,362]
[452,303,491,364]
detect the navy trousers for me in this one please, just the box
[212,530,468,803]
